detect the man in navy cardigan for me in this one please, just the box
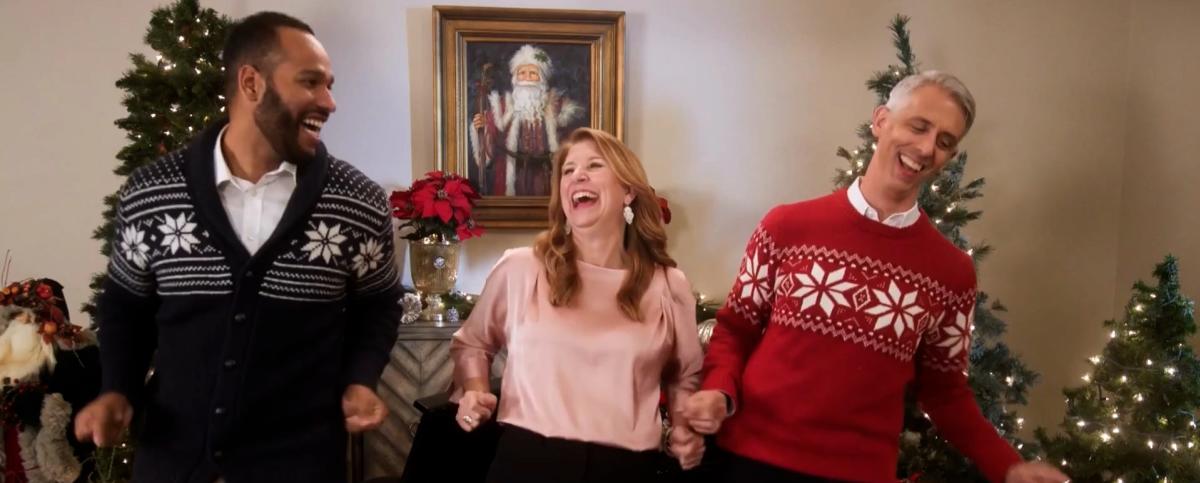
[74,12,402,482]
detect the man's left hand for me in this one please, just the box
[1005,461,1070,483]
[342,384,387,433]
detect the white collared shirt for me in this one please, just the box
[847,178,921,228]
[214,127,297,254]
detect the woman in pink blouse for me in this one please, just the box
[450,127,705,483]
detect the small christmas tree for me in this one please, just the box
[1037,256,1200,482]
[84,1,230,481]
[834,15,1040,481]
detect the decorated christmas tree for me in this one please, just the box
[834,15,1040,481]
[1037,256,1200,482]
[83,1,230,481]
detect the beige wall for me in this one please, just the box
[1116,0,1200,314]
[0,0,1192,433]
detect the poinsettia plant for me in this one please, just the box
[390,171,484,242]
[655,192,672,225]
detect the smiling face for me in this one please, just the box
[559,139,633,236]
[245,27,337,165]
[867,84,967,197]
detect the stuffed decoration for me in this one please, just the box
[0,279,101,483]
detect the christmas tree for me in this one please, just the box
[1036,256,1200,482]
[83,1,230,481]
[834,15,1040,481]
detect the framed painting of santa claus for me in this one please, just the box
[434,6,625,228]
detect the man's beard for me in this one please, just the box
[254,83,318,166]
[512,80,548,122]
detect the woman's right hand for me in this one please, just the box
[456,389,498,432]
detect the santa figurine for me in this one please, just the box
[0,279,100,483]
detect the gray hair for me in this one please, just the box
[885,71,976,133]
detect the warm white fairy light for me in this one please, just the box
[1112,411,1119,419]
[1135,393,1145,402]
[1110,330,1117,339]
[931,184,939,192]
[1076,420,1087,428]
[1167,367,1177,376]
[1146,359,1154,366]
[967,248,975,256]
[1089,355,1101,364]
[1060,459,1068,466]
[1081,373,1091,382]
[178,35,184,42]
[1171,442,1179,451]
[1147,439,1155,449]
[1129,330,1138,336]
[1135,304,1144,312]
[1016,443,1024,450]
[1017,417,1025,426]
[1119,375,1128,383]
[1005,376,1014,386]
[150,113,157,118]
[1113,427,1121,434]
[1151,293,1157,299]
[845,169,853,176]
[856,161,864,168]
[1100,432,1112,443]
[1189,441,1195,449]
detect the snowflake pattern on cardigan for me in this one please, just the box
[107,151,398,303]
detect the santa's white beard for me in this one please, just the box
[512,82,548,122]
[0,314,55,381]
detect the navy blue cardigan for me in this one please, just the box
[98,120,402,482]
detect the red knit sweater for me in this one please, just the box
[702,190,1022,483]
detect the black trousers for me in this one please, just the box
[714,447,843,483]
[485,424,663,483]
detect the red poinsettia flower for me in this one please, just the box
[390,171,485,241]
[456,220,484,241]
[656,196,671,225]
[390,189,415,219]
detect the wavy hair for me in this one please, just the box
[533,128,675,320]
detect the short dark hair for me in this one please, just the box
[222,11,314,100]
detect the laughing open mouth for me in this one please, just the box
[571,190,598,208]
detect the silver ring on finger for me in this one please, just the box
[462,415,475,425]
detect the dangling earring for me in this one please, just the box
[623,204,634,225]
[564,224,572,235]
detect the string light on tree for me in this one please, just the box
[1037,257,1200,481]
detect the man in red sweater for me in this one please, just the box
[683,72,1069,483]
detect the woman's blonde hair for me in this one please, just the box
[533,128,675,320]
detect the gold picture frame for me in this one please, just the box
[434,6,625,229]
